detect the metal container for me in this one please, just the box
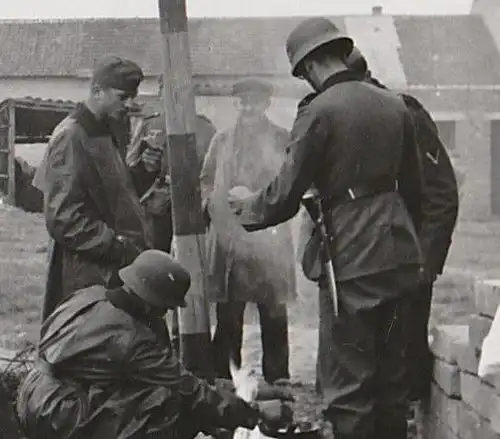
[259,421,322,439]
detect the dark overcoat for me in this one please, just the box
[400,93,459,279]
[17,286,259,439]
[33,104,154,319]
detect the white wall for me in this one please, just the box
[0,77,160,102]
[0,77,300,131]
[195,95,299,131]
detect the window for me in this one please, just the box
[435,121,456,152]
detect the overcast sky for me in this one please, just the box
[1,0,474,19]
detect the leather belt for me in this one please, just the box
[323,180,398,210]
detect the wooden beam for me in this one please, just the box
[7,102,15,205]
[157,0,213,380]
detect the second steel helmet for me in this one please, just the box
[345,46,369,76]
[286,17,354,77]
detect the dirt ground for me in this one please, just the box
[0,199,498,436]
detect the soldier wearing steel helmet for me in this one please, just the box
[345,47,460,404]
[228,17,423,439]
[16,249,294,439]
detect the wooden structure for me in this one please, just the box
[157,0,213,379]
[0,97,75,204]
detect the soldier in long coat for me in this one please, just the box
[33,56,163,320]
[200,79,297,384]
[344,48,460,402]
[16,250,293,439]
[229,19,423,439]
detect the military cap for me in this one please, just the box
[232,79,273,98]
[92,55,144,96]
[118,249,191,309]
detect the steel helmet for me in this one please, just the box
[345,46,369,76]
[118,249,191,309]
[286,17,354,77]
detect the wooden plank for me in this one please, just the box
[157,0,212,380]
[7,102,15,204]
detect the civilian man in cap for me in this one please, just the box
[345,47,460,403]
[17,250,294,439]
[228,18,423,439]
[200,78,296,385]
[33,55,163,320]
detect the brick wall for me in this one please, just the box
[425,279,500,438]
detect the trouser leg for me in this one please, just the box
[257,302,290,383]
[317,284,377,439]
[373,299,409,439]
[211,301,246,379]
[318,284,410,439]
[406,282,434,401]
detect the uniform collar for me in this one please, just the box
[71,103,113,138]
[320,69,364,92]
[106,287,170,343]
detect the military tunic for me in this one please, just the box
[234,70,422,439]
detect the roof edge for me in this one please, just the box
[0,14,474,25]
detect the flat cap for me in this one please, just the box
[92,55,144,96]
[232,79,273,98]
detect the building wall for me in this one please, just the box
[472,0,500,53]
[2,76,495,220]
[0,77,161,102]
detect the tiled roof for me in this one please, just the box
[395,15,500,85]
[0,15,498,85]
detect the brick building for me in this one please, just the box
[0,9,499,218]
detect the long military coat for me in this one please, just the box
[16,286,259,439]
[200,116,296,305]
[33,104,154,319]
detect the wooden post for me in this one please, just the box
[8,102,16,205]
[157,0,213,380]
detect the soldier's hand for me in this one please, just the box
[141,130,165,172]
[130,118,149,146]
[319,419,335,439]
[256,400,294,431]
[115,235,143,267]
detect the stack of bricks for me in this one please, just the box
[424,279,500,439]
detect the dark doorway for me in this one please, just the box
[435,120,456,152]
[491,120,500,215]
